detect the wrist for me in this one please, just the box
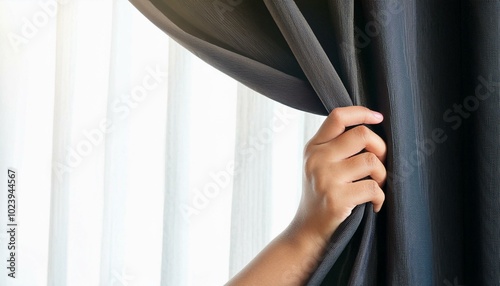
[284,216,329,260]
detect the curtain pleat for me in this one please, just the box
[47,2,79,285]
[228,84,274,276]
[262,2,378,284]
[462,2,500,282]
[99,0,132,284]
[1,1,57,285]
[161,38,191,286]
[262,0,354,108]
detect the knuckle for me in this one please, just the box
[366,180,385,205]
[324,191,341,212]
[363,152,379,168]
[374,189,386,207]
[304,152,319,175]
[380,165,388,180]
[355,125,371,142]
[381,138,388,149]
[303,140,314,156]
[366,180,380,194]
[330,108,342,122]
[313,176,331,195]
[379,190,386,203]
[324,191,352,218]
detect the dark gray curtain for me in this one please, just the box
[130,0,500,285]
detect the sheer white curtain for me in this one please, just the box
[0,1,324,285]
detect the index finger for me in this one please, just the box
[309,106,384,145]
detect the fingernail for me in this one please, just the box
[372,111,383,120]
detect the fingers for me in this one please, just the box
[328,125,387,162]
[303,106,387,221]
[345,180,385,212]
[341,152,387,186]
[309,106,384,145]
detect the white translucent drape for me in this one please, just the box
[99,0,131,285]
[47,0,79,284]
[0,1,325,285]
[228,84,275,276]
[162,38,191,286]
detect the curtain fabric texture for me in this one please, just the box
[130,0,500,285]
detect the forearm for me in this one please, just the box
[226,224,327,286]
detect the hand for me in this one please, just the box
[226,106,387,286]
[289,106,387,250]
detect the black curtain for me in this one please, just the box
[130,0,500,284]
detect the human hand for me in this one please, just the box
[226,106,388,286]
[289,106,387,250]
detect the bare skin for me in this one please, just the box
[226,106,387,286]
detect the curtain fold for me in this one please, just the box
[130,0,500,285]
[262,0,353,108]
[229,84,274,276]
[162,38,191,285]
[128,0,327,115]
[47,2,79,284]
[99,1,132,284]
